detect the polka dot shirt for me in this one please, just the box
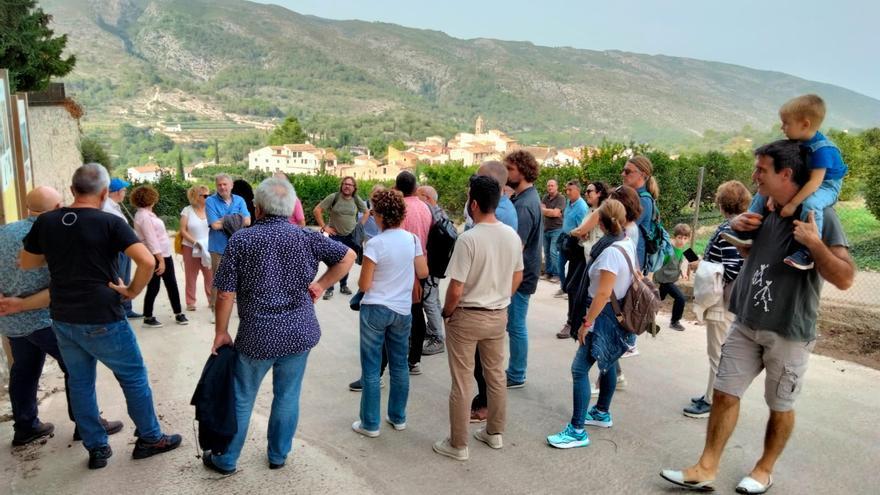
[214,216,349,360]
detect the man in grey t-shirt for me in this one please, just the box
[661,140,855,494]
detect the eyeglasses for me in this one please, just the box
[585,188,596,193]
[342,182,355,187]
[622,168,636,175]
[200,194,210,198]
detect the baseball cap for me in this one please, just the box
[109,178,130,193]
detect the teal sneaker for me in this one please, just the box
[547,424,590,449]
[584,406,613,428]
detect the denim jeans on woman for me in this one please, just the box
[569,301,633,428]
[213,350,311,471]
[52,319,163,450]
[359,304,412,431]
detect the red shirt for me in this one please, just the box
[401,196,433,253]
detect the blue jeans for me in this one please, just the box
[506,292,531,383]
[52,320,162,450]
[749,178,841,234]
[8,327,75,432]
[543,229,562,277]
[214,350,311,470]
[556,233,570,289]
[359,304,412,431]
[571,335,618,428]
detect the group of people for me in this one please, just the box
[0,94,856,494]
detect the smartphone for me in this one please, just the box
[683,248,699,263]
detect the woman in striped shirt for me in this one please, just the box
[683,180,752,418]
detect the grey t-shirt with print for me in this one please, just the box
[729,206,848,342]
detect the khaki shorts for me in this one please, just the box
[714,320,816,412]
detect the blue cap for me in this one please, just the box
[109,178,130,192]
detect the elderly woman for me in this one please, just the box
[180,185,213,311]
[682,180,751,418]
[547,199,637,449]
[131,185,187,327]
[203,178,355,475]
[352,189,429,437]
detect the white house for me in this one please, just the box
[248,144,337,175]
[127,164,162,182]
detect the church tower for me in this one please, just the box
[475,115,485,135]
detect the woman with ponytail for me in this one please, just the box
[622,155,660,272]
[546,199,638,449]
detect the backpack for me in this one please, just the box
[609,245,662,336]
[638,191,673,273]
[426,213,458,278]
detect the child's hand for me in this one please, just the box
[766,197,777,212]
[780,203,797,218]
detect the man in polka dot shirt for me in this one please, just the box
[203,178,355,475]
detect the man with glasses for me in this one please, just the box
[313,177,370,299]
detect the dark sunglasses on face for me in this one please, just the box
[200,194,210,198]
[622,168,636,175]
[585,188,596,193]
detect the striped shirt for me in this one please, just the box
[703,220,743,283]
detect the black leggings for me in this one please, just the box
[658,282,686,323]
[143,256,182,317]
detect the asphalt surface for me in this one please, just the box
[2,260,879,494]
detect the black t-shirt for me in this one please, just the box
[23,207,141,324]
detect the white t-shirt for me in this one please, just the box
[180,206,210,248]
[361,228,423,315]
[588,239,637,300]
[445,221,524,310]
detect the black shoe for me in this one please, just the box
[88,445,113,470]
[74,417,124,441]
[126,311,144,319]
[323,289,334,300]
[349,378,363,391]
[269,462,285,470]
[202,451,236,475]
[506,378,526,389]
[132,433,182,459]
[175,313,189,325]
[143,317,164,328]
[12,421,55,446]
[339,285,353,295]
[670,321,686,331]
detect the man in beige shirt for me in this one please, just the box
[433,175,523,462]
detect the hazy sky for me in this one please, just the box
[256,0,880,99]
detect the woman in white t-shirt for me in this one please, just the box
[547,199,637,449]
[353,190,429,437]
[180,185,213,311]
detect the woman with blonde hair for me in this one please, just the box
[547,199,638,449]
[180,185,213,311]
[131,185,187,327]
[622,155,661,272]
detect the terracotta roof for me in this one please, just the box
[130,165,160,173]
[283,144,319,152]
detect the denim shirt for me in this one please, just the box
[0,217,52,337]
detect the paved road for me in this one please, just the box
[2,261,879,494]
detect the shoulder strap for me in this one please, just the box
[331,192,341,209]
[609,244,638,317]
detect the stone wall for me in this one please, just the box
[28,104,82,204]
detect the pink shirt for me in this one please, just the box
[134,208,172,257]
[288,198,305,226]
[401,196,433,253]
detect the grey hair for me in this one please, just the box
[254,178,297,217]
[215,173,232,183]
[72,163,110,195]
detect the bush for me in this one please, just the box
[135,173,190,230]
[422,162,478,221]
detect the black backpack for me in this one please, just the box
[426,214,459,278]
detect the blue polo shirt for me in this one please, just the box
[804,131,848,180]
[206,193,251,255]
[562,197,587,232]
[496,195,519,230]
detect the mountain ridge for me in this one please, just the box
[40,0,880,144]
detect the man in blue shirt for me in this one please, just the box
[2,186,124,448]
[206,173,251,308]
[558,180,588,290]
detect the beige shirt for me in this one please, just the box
[446,221,524,310]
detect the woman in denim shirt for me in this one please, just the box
[547,199,637,449]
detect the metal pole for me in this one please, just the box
[691,166,705,250]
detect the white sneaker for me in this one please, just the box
[352,420,379,438]
[473,428,502,449]
[617,373,627,390]
[385,416,406,431]
[591,382,600,396]
[432,438,468,460]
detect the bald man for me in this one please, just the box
[0,186,123,447]
[416,185,448,355]
[476,161,518,230]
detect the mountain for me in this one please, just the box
[39,0,880,144]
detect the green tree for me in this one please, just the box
[176,148,185,178]
[368,137,387,158]
[0,0,76,92]
[213,139,220,165]
[268,116,306,145]
[389,139,406,151]
[80,137,112,171]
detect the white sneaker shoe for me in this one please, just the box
[473,428,502,449]
[385,416,406,431]
[432,438,468,460]
[352,420,379,438]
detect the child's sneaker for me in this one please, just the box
[720,231,753,248]
[784,249,814,270]
[584,406,613,428]
[547,424,590,449]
